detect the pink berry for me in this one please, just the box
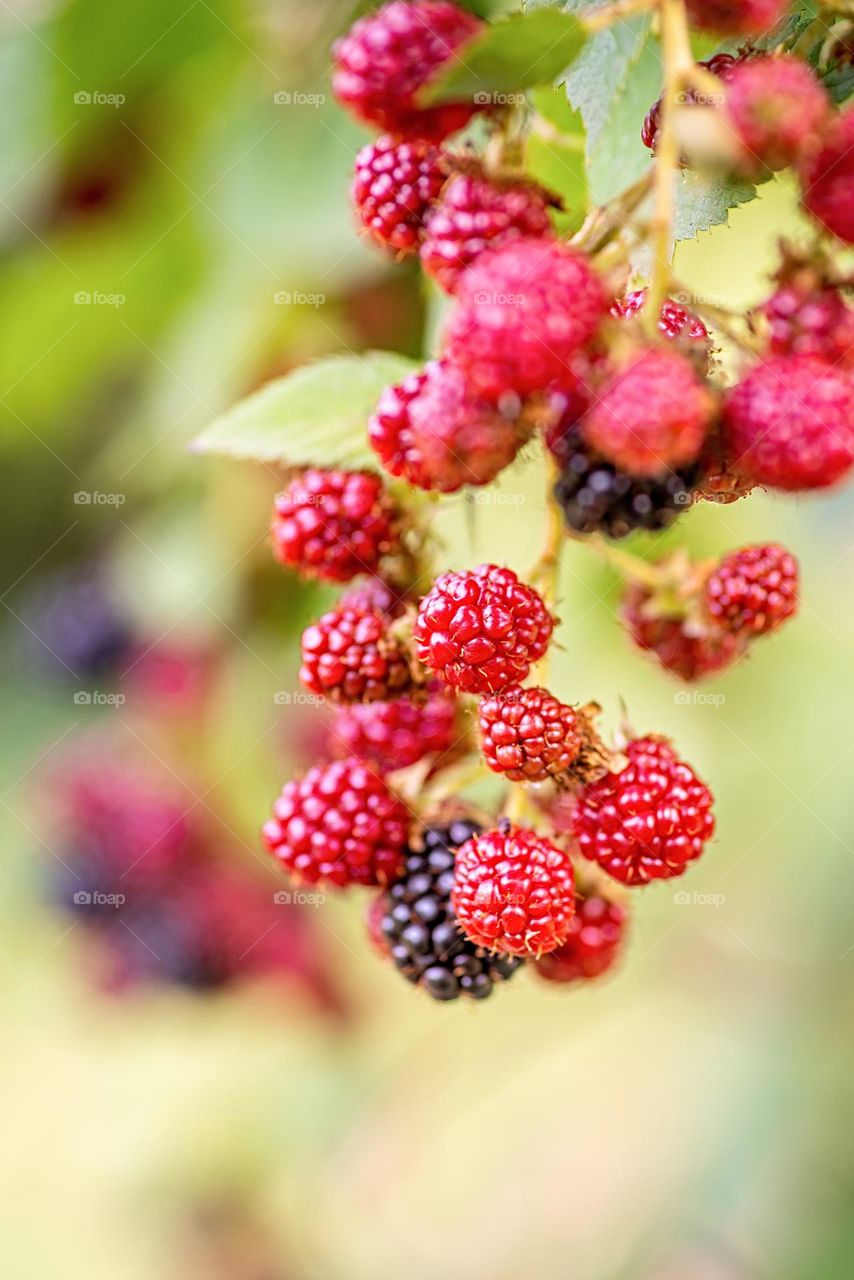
[724,355,854,491]
[534,892,628,984]
[443,238,608,402]
[684,0,789,35]
[451,823,576,956]
[477,685,586,783]
[622,583,743,683]
[762,283,854,367]
[272,468,400,582]
[331,686,460,772]
[723,55,829,176]
[352,135,445,254]
[331,0,484,142]
[413,564,554,695]
[581,347,716,477]
[420,172,554,294]
[800,107,854,244]
[369,359,532,493]
[705,543,799,637]
[300,606,414,703]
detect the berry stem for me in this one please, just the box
[528,468,565,611]
[644,0,694,335]
[582,0,657,32]
[579,534,664,589]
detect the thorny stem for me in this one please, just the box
[645,0,694,334]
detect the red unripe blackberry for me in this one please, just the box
[272,468,400,582]
[705,543,799,637]
[300,606,414,703]
[800,108,854,244]
[352,135,445,255]
[477,685,585,783]
[413,563,554,695]
[612,289,710,346]
[582,347,716,477]
[723,355,854,491]
[452,822,575,956]
[331,685,460,772]
[622,583,743,683]
[339,575,410,619]
[262,757,408,888]
[420,172,554,294]
[444,238,608,402]
[573,736,715,886]
[642,54,737,155]
[762,283,854,367]
[331,0,484,142]
[369,358,531,493]
[684,0,789,35]
[534,892,627,985]
[723,56,829,176]
[378,819,523,1000]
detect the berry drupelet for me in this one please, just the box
[573,736,715,886]
[420,172,554,294]
[379,820,523,1001]
[352,135,445,255]
[452,822,576,956]
[272,468,400,582]
[331,0,485,142]
[413,564,554,694]
[300,605,415,703]
[263,757,409,888]
[534,892,627,985]
[705,543,799,637]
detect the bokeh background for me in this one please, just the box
[2,2,854,1277]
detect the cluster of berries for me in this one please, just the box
[255,0,854,1005]
[45,754,344,1013]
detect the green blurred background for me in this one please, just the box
[2,2,854,1277]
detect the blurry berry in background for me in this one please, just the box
[120,638,220,718]
[17,562,132,682]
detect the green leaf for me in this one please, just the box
[418,10,587,105]
[674,171,757,243]
[586,33,658,206]
[525,91,587,227]
[190,351,419,470]
[563,12,652,151]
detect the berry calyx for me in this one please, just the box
[262,757,409,888]
[378,819,524,1000]
[369,358,532,493]
[581,346,716,478]
[573,736,715,886]
[272,468,401,582]
[534,892,627,985]
[444,237,608,402]
[684,0,789,35]
[300,606,415,703]
[413,564,554,694]
[331,685,461,772]
[451,822,575,956]
[477,685,588,783]
[420,172,554,294]
[331,0,484,142]
[723,56,829,177]
[352,135,445,255]
[705,543,799,637]
[723,355,854,491]
[622,582,743,683]
[800,108,854,244]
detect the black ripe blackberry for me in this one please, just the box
[552,422,700,540]
[379,819,523,1002]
